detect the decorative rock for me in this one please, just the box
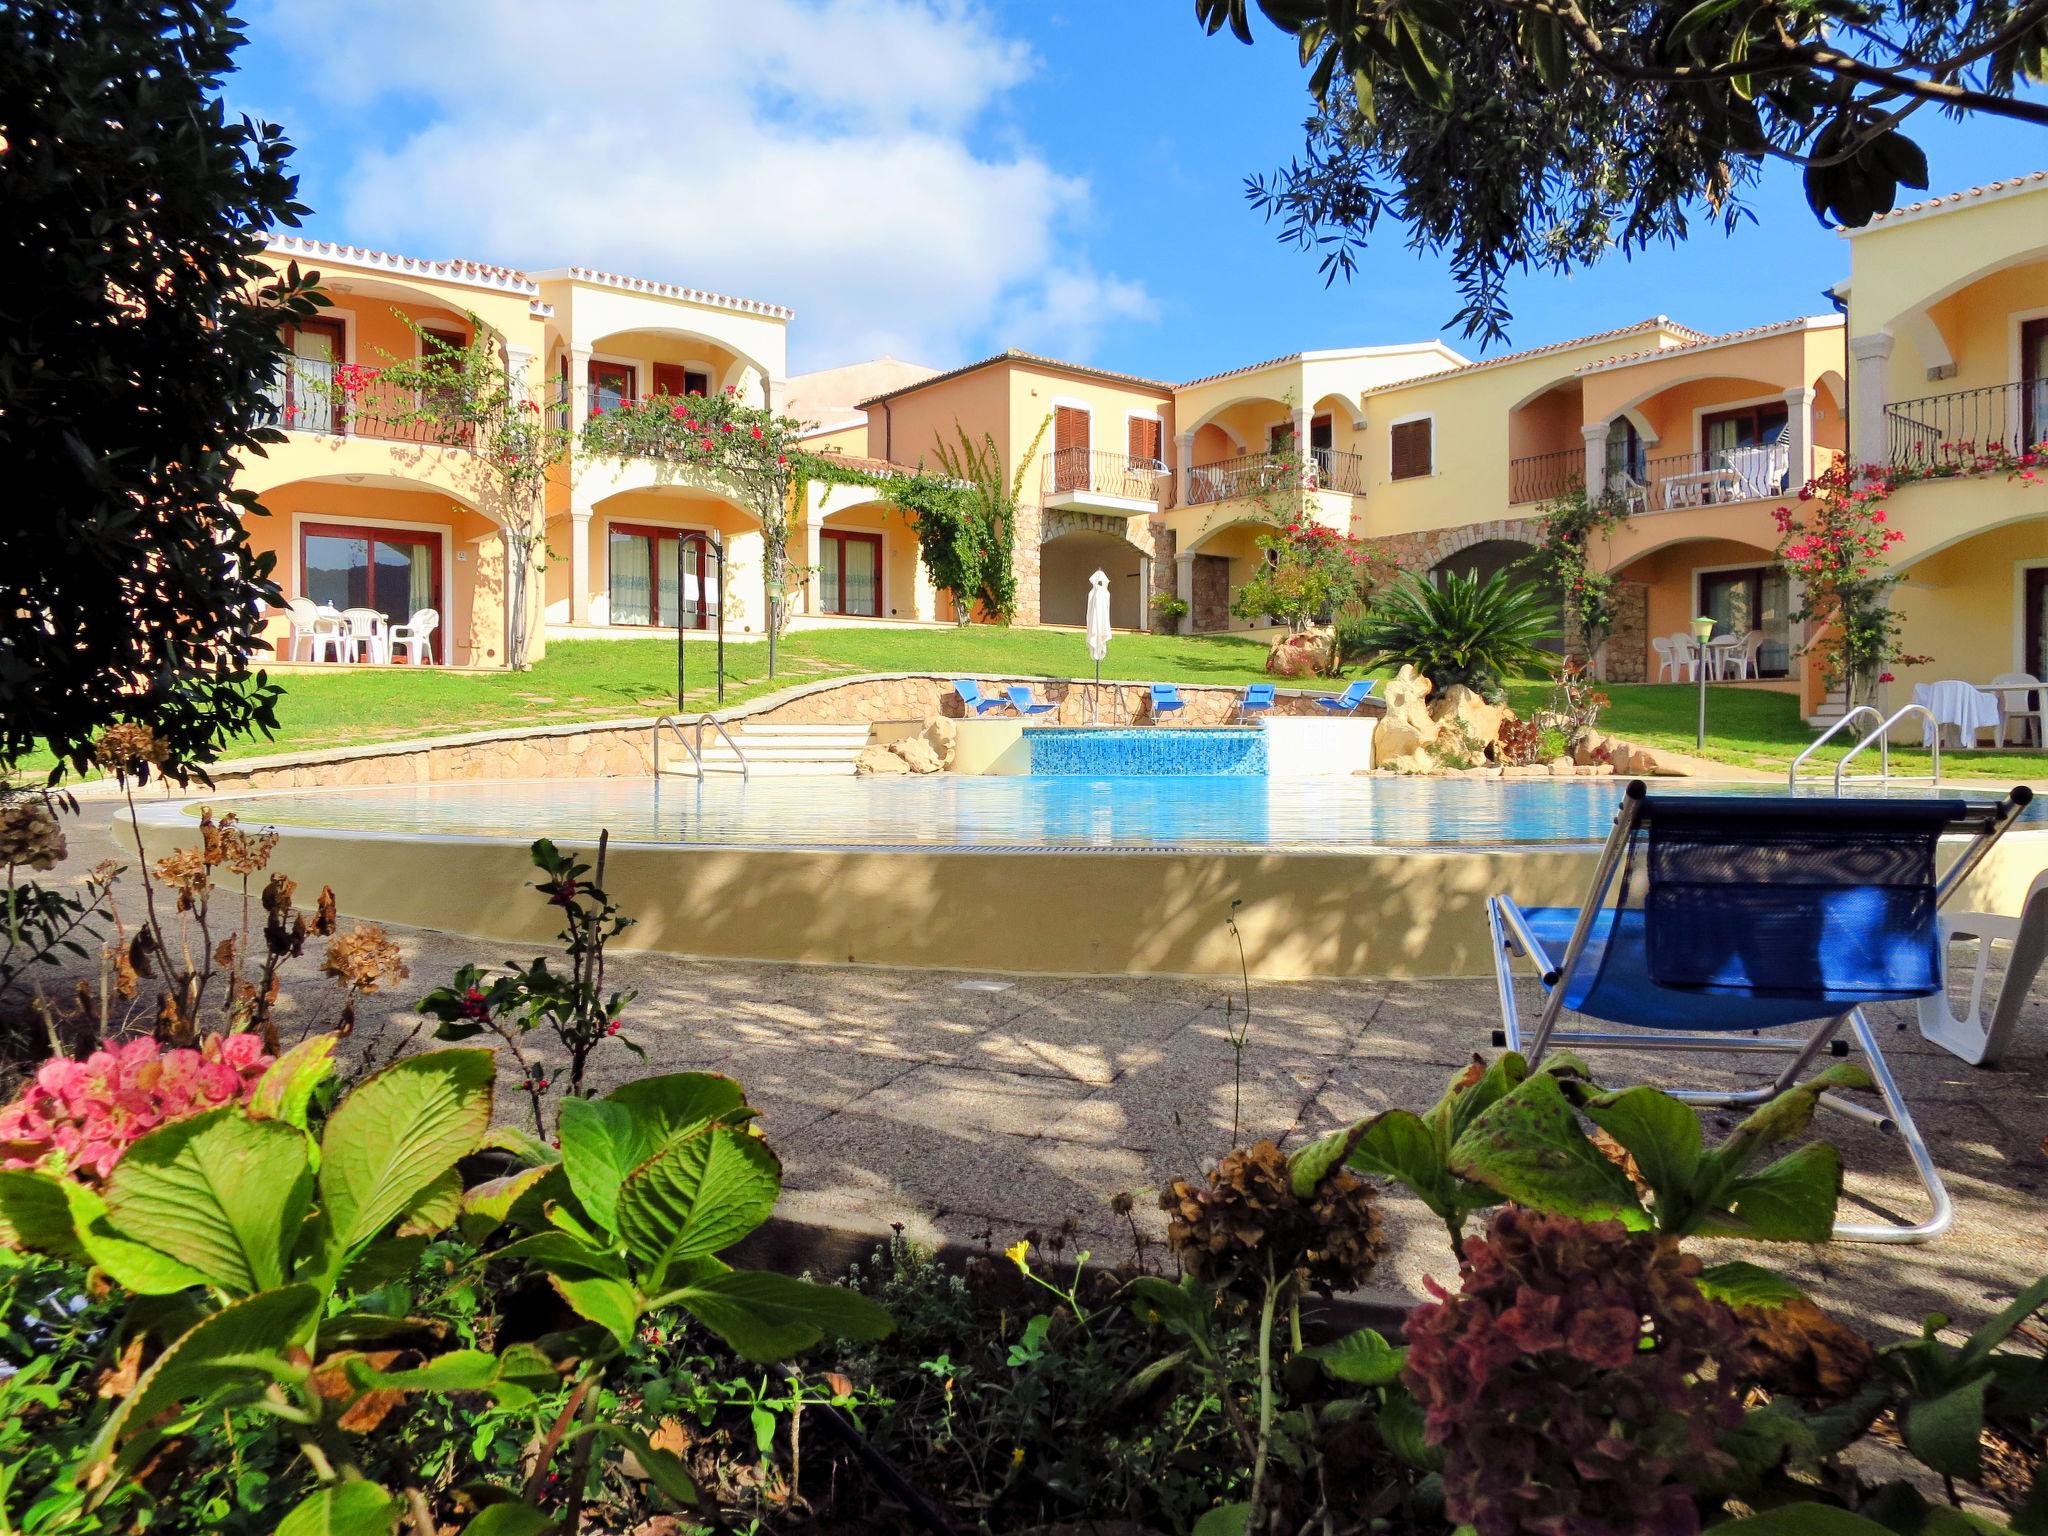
[890,736,943,774]
[1371,664,1441,770]
[854,744,910,776]
[1428,684,1508,753]
[1548,758,1577,777]
[1265,627,1336,679]
[923,716,958,770]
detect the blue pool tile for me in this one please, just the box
[1025,727,1267,776]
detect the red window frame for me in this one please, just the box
[2022,317,2048,448]
[2027,566,2048,682]
[299,521,445,661]
[279,317,346,431]
[819,529,884,617]
[607,522,713,629]
[587,359,635,415]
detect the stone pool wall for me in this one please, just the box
[90,672,1372,797]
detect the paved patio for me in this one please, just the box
[37,805,2048,1341]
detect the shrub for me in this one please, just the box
[1495,717,1543,766]
[1339,569,1560,701]
[1536,724,1570,762]
[1404,1209,1746,1536]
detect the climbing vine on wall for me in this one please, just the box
[1523,485,1628,670]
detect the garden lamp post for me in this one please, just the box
[1692,614,1716,751]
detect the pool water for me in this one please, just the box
[1025,727,1266,776]
[186,775,2041,853]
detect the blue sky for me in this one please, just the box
[226,0,2046,379]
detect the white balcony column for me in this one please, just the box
[1174,431,1194,508]
[568,347,593,434]
[568,509,593,626]
[1175,551,1196,636]
[804,514,824,617]
[1137,554,1153,633]
[1849,332,1895,475]
[503,344,535,406]
[1781,385,1817,488]
[912,542,939,622]
[1581,422,1610,500]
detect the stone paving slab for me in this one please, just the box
[21,806,2048,1344]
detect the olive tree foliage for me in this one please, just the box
[1196,0,2048,340]
[0,0,317,782]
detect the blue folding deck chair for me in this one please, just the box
[1006,684,1056,717]
[1149,682,1185,721]
[953,679,1008,716]
[1487,780,2032,1243]
[1315,679,1376,715]
[1237,682,1276,722]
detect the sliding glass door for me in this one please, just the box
[300,522,443,660]
[820,529,882,617]
[607,524,715,628]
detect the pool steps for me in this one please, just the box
[694,722,867,777]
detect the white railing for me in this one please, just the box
[652,714,748,779]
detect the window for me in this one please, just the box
[273,318,345,433]
[820,530,883,617]
[2027,567,2048,681]
[1052,404,1090,492]
[1390,418,1433,480]
[1309,414,1333,453]
[300,522,442,658]
[587,360,635,415]
[1126,415,1163,468]
[1702,402,1789,456]
[2022,318,2048,448]
[652,362,712,398]
[607,524,715,628]
[417,327,470,425]
[1697,565,1791,677]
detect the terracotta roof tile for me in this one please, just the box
[1355,317,1705,398]
[264,235,538,296]
[540,266,794,319]
[1572,313,1844,375]
[1844,170,2048,233]
[858,349,1174,407]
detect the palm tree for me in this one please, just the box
[1340,569,1559,700]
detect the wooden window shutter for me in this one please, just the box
[1127,416,1161,463]
[1055,405,1088,453]
[1391,419,1432,480]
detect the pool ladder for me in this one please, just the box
[653,714,749,780]
[1788,702,1940,792]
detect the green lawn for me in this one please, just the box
[18,629,2043,783]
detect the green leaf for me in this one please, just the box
[671,1269,893,1362]
[1193,1503,1250,1536]
[609,1425,699,1506]
[550,1272,641,1350]
[480,1124,560,1166]
[1447,1073,1649,1227]
[397,1169,463,1238]
[1904,1372,1993,1479]
[1956,1273,2048,1372]
[1710,1505,1898,1534]
[319,1049,495,1255]
[556,1097,641,1235]
[1128,1274,1213,1348]
[1288,1124,1360,1198]
[60,1181,209,1295]
[496,1231,627,1279]
[274,1481,399,1536]
[1578,1084,1701,1215]
[1304,1326,1407,1386]
[461,1506,556,1536]
[459,1164,555,1245]
[345,1343,560,1408]
[248,1034,339,1130]
[1698,1065,1869,1195]
[0,1169,85,1262]
[1697,1261,1807,1309]
[616,1126,780,1283]
[1714,1142,1844,1243]
[605,1072,752,1145]
[337,1233,428,1295]
[1376,1392,1441,1471]
[103,1109,311,1295]
[86,1284,323,1474]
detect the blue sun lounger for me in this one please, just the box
[1149,682,1185,721]
[1487,780,2032,1243]
[953,679,1008,716]
[1006,685,1056,717]
[1315,679,1376,715]
[1238,682,1276,721]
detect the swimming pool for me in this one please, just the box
[173,774,2044,853]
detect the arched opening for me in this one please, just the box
[1428,538,1565,655]
[1183,396,1295,506]
[1182,519,1274,633]
[251,476,501,666]
[1887,512,2048,707]
[1606,373,1800,509]
[1041,528,1146,629]
[1506,378,1586,505]
[583,327,771,414]
[1610,536,1796,683]
[814,498,925,622]
[554,486,765,634]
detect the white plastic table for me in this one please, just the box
[1913,680,2000,748]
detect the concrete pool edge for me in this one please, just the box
[126,799,2048,982]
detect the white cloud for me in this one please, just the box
[246,0,1154,370]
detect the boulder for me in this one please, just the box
[854,744,910,776]
[1370,664,1440,770]
[1265,628,1334,678]
[890,736,943,774]
[922,716,958,770]
[1428,684,1509,754]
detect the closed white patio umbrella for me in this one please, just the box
[1085,569,1112,723]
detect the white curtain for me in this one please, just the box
[610,533,651,625]
[842,537,879,616]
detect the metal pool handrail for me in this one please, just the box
[1789,705,1883,787]
[1831,702,1940,793]
[652,714,749,780]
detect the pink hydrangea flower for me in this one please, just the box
[0,1033,273,1183]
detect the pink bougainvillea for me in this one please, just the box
[0,1033,273,1183]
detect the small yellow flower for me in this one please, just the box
[1010,1446,1025,1467]
[1004,1238,1031,1274]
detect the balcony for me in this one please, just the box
[1039,447,1171,516]
[1183,447,1366,507]
[259,357,475,448]
[1620,446,1795,513]
[1884,379,2048,472]
[1507,448,1584,505]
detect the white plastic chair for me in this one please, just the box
[1730,630,1765,680]
[389,608,440,665]
[1990,672,2044,748]
[338,607,388,664]
[289,600,350,663]
[1651,636,1677,682]
[1668,631,1702,683]
[1918,870,2048,1066]
[284,598,324,661]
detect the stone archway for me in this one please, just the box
[1038,510,1153,629]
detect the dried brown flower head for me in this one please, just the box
[314,885,338,936]
[152,847,211,911]
[0,795,67,872]
[321,924,409,994]
[215,814,277,876]
[1161,1139,1383,1292]
[93,723,169,776]
[1729,1296,1875,1403]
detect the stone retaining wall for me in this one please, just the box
[750,672,1368,728]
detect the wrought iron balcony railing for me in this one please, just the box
[259,356,476,448]
[1884,379,2048,471]
[1507,448,1584,505]
[1039,447,1172,505]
